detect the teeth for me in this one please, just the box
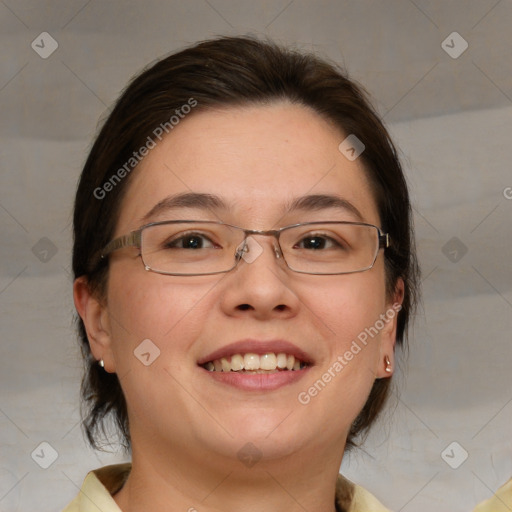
[231,354,244,371]
[221,357,231,372]
[202,353,307,372]
[260,353,277,370]
[276,353,287,369]
[244,353,260,370]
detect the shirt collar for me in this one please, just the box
[76,463,391,512]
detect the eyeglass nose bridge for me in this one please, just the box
[235,228,284,264]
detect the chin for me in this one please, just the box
[218,409,314,456]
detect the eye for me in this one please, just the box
[164,232,217,249]
[294,234,342,250]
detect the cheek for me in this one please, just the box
[308,267,387,348]
[106,267,219,365]
[297,268,387,413]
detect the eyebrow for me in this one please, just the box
[285,194,364,222]
[141,192,227,223]
[140,192,364,223]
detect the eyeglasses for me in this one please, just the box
[100,220,390,276]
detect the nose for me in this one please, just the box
[220,235,300,320]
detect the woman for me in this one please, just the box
[66,36,419,512]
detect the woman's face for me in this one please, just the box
[80,102,400,467]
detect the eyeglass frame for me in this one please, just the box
[98,219,391,276]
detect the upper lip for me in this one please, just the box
[197,339,314,365]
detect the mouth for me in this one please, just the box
[201,352,309,373]
[197,340,313,391]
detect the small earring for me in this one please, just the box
[384,355,392,373]
[98,359,105,368]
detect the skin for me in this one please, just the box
[74,102,403,512]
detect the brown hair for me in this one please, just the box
[73,35,420,452]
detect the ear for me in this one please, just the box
[376,278,405,379]
[73,276,116,373]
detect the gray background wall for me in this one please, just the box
[1,1,511,511]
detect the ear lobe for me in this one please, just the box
[73,276,115,371]
[377,278,405,379]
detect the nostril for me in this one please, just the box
[275,304,287,311]
[237,304,252,311]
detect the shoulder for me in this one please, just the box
[336,474,512,512]
[336,474,392,512]
[472,478,512,512]
[61,463,131,512]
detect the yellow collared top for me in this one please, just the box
[62,463,512,512]
[62,463,391,512]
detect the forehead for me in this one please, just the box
[115,102,380,232]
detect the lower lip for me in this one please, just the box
[200,367,311,391]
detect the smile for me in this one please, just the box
[201,353,309,373]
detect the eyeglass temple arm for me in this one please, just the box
[101,231,142,259]
[379,232,390,249]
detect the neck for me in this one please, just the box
[113,439,345,512]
